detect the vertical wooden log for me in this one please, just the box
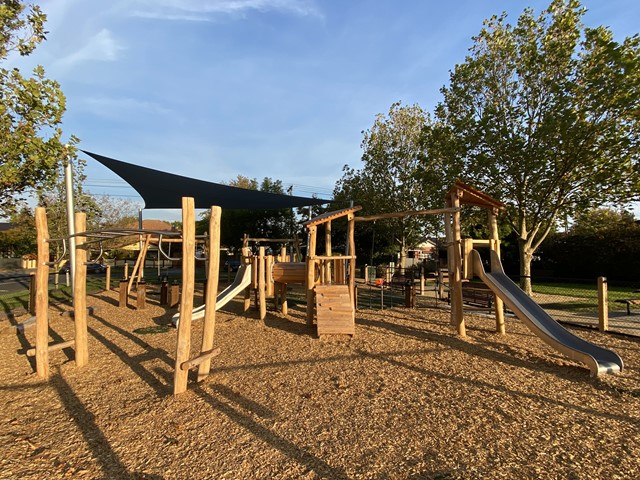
[462,238,474,280]
[136,281,146,309]
[598,277,608,332]
[306,226,317,325]
[174,197,195,395]
[450,193,465,337]
[128,235,151,294]
[160,280,169,305]
[28,273,37,315]
[488,208,505,335]
[348,214,356,306]
[105,264,111,291]
[35,208,50,379]
[119,280,128,308]
[280,282,288,315]
[198,206,221,382]
[266,255,274,297]
[243,247,252,313]
[170,282,180,308]
[324,220,332,283]
[258,247,267,321]
[74,212,89,367]
[123,262,129,280]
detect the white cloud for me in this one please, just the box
[54,29,125,71]
[128,0,322,21]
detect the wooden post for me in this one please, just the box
[128,234,151,294]
[325,220,332,283]
[280,282,288,315]
[266,255,274,297]
[348,213,356,307]
[258,247,267,321]
[198,206,221,382]
[105,264,111,291]
[489,208,505,335]
[136,281,146,310]
[450,192,465,336]
[123,262,129,280]
[35,207,50,379]
[170,282,180,308]
[160,280,169,305]
[174,197,195,395]
[74,212,89,367]
[119,280,128,308]
[306,226,317,325]
[598,276,608,332]
[462,238,474,280]
[28,273,37,315]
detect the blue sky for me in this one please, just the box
[10,0,640,220]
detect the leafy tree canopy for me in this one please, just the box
[334,102,444,264]
[0,1,75,217]
[425,0,640,292]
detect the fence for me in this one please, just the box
[356,266,640,338]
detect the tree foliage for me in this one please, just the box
[0,1,74,217]
[334,102,444,265]
[537,208,640,280]
[198,175,297,253]
[425,0,640,292]
[0,205,35,257]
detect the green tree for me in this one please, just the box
[0,1,74,217]
[0,205,35,257]
[426,0,640,293]
[335,102,444,266]
[198,175,297,253]
[38,161,100,261]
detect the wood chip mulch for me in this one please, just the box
[1,287,639,479]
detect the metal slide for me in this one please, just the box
[471,250,623,376]
[172,264,253,327]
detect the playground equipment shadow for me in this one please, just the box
[1,288,639,479]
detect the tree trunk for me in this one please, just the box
[518,239,534,295]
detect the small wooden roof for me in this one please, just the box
[447,180,505,210]
[303,206,363,228]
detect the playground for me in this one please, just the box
[1,284,639,479]
[1,163,639,478]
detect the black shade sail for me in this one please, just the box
[82,150,331,210]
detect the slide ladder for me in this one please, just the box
[471,250,622,376]
[315,284,355,337]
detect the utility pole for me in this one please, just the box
[64,147,76,294]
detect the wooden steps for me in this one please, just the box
[315,285,355,337]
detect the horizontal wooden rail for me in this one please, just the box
[27,339,75,357]
[310,255,357,260]
[180,347,221,371]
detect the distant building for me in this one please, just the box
[403,239,437,268]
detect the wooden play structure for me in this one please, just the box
[26,181,623,396]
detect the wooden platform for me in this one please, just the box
[315,284,355,337]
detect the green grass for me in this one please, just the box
[529,281,637,313]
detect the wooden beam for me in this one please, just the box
[34,207,50,379]
[198,206,221,382]
[74,212,89,367]
[27,339,75,357]
[355,207,459,222]
[302,206,363,227]
[182,347,221,371]
[127,234,151,294]
[174,197,195,395]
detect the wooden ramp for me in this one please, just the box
[315,285,355,337]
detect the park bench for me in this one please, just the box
[461,283,493,309]
[614,298,640,315]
